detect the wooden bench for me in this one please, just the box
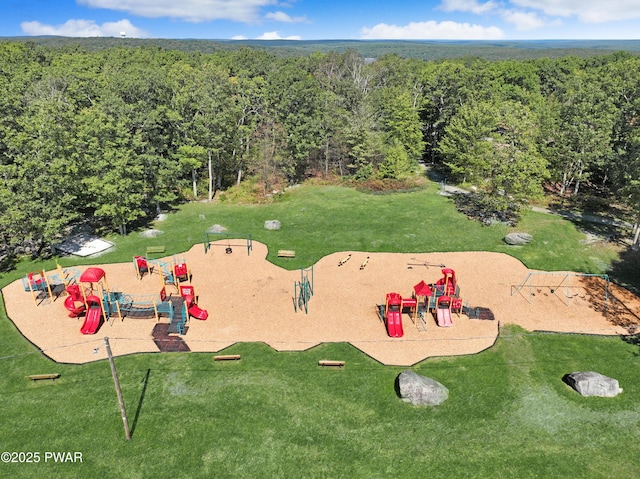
[318,360,345,368]
[146,246,166,256]
[278,250,296,258]
[26,373,60,381]
[214,354,241,361]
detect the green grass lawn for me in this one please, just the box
[8,182,617,274]
[1,182,638,478]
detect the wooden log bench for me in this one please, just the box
[318,360,345,368]
[26,373,60,381]
[278,250,296,258]
[146,246,166,257]
[214,354,241,361]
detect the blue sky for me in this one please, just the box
[2,0,640,40]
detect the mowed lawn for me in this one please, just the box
[0,183,638,478]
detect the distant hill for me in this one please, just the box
[3,37,640,60]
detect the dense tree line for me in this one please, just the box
[12,37,640,61]
[2,41,640,259]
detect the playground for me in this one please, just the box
[3,240,640,366]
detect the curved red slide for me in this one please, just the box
[81,296,102,335]
[188,304,208,320]
[64,295,85,318]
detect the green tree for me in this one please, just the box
[438,100,495,183]
[378,139,413,179]
[77,107,145,235]
[3,71,83,254]
[169,60,239,199]
[607,57,640,244]
[421,59,490,164]
[439,99,548,214]
[175,144,206,199]
[0,42,48,256]
[550,69,616,196]
[375,86,425,166]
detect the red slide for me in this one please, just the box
[436,307,453,327]
[436,295,453,327]
[188,304,209,320]
[384,292,404,338]
[64,295,85,318]
[386,310,404,338]
[80,296,102,335]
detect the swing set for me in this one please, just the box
[511,272,610,306]
[203,232,252,255]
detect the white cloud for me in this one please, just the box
[361,21,504,40]
[511,0,640,23]
[256,31,301,40]
[439,0,498,14]
[21,18,148,37]
[78,0,278,23]
[500,10,547,31]
[265,11,308,23]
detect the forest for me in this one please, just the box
[1,40,640,260]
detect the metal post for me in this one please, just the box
[104,337,131,441]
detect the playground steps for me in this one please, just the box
[166,297,187,335]
[464,306,495,320]
[416,307,428,332]
[151,323,190,352]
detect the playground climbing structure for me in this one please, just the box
[293,266,314,314]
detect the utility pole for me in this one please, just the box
[104,337,131,440]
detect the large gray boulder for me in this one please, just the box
[397,370,449,406]
[563,371,622,397]
[264,219,281,230]
[504,232,533,245]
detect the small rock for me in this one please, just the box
[504,232,533,245]
[264,220,281,231]
[140,229,164,238]
[207,224,227,233]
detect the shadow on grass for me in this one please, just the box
[394,373,402,398]
[608,245,640,295]
[0,253,18,274]
[130,368,151,438]
[621,334,640,356]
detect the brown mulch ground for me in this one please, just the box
[4,241,640,366]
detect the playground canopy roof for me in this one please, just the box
[80,267,106,283]
[414,280,432,297]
